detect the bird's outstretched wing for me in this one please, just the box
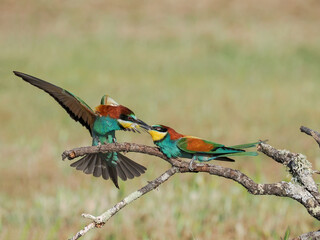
[14,71,96,133]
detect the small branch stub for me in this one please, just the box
[300,126,320,147]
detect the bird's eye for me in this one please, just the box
[155,127,162,131]
[127,116,134,121]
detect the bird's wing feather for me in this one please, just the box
[176,137,224,153]
[177,136,246,155]
[14,71,96,133]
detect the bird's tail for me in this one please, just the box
[216,151,258,158]
[70,153,146,189]
[200,151,258,162]
[229,140,267,149]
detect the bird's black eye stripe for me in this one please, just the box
[120,114,134,121]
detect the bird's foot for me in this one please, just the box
[189,158,195,171]
[97,141,102,151]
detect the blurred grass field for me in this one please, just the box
[1,0,320,239]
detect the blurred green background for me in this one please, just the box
[1,0,320,239]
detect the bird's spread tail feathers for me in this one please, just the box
[70,153,146,188]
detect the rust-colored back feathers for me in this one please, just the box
[95,105,134,119]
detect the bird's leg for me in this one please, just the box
[97,139,102,151]
[112,137,118,147]
[189,155,197,171]
[93,136,101,149]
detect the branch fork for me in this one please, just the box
[64,126,320,240]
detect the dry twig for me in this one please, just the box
[69,167,178,240]
[301,125,320,147]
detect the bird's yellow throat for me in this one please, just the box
[148,130,167,142]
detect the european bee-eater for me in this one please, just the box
[14,71,149,188]
[147,125,259,170]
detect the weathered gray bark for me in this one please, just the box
[64,126,320,240]
[293,230,320,240]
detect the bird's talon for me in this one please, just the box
[188,156,197,171]
[189,161,194,171]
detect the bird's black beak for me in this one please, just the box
[133,119,151,130]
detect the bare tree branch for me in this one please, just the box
[64,128,320,239]
[68,167,178,240]
[257,142,320,203]
[68,222,95,240]
[300,125,320,147]
[292,229,320,240]
[62,142,174,164]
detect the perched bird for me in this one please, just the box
[147,125,260,170]
[14,71,149,188]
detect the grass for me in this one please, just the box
[1,0,320,239]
